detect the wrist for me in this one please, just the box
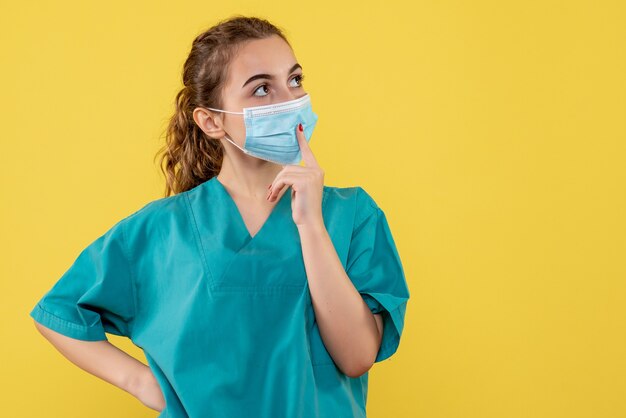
[296,219,326,236]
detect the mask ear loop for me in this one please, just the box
[205,107,244,115]
[222,134,248,154]
[204,106,247,151]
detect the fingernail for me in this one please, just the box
[298,123,303,132]
[268,184,272,189]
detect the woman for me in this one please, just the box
[29,15,410,418]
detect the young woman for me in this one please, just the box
[29,15,410,418]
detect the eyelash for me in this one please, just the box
[253,74,305,97]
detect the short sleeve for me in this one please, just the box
[346,187,411,363]
[29,218,137,341]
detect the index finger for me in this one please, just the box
[296,122,319,168]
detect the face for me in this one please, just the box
[194,35,307,150]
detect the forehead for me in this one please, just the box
[225,35,297,88]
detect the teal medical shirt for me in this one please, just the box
[29,176,411,418]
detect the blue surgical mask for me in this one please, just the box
[206,93,318,165]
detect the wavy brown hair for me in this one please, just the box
[154,15,291,197]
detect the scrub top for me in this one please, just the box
[29,176,411,418]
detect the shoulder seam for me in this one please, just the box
[120,218,138,339]
[354,205,381,233]
[354,187,379,231]
[359,186,380,211]
[183,192,212,281]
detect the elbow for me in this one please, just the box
[342,335,382,378]
[342,360,374,378]
[342,350,377,378]
[338,318,383,378]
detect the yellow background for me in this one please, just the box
[2,0,625,417]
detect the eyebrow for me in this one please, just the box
[241,63,302,88]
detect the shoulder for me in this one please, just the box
[114,188,192,239]
[322,184,380,226]
[123,194,183,223]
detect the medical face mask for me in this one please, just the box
[206,93,318,165]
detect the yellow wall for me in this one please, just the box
[2,1,625,417]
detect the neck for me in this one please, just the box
[217,149,283,199]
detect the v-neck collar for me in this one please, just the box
[211,176,291,242]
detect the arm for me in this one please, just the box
[298,222,384,378]
[33,320,165,411]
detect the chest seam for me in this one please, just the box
[183,191,215,283]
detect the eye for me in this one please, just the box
[290,73,305,88]
[252,74,305,97]
[253,84,270,97]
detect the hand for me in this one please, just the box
[131,365,166,412]
[267,123,325,229]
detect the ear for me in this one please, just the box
[193,107,225,139]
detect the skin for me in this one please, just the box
[32,34,384,414]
